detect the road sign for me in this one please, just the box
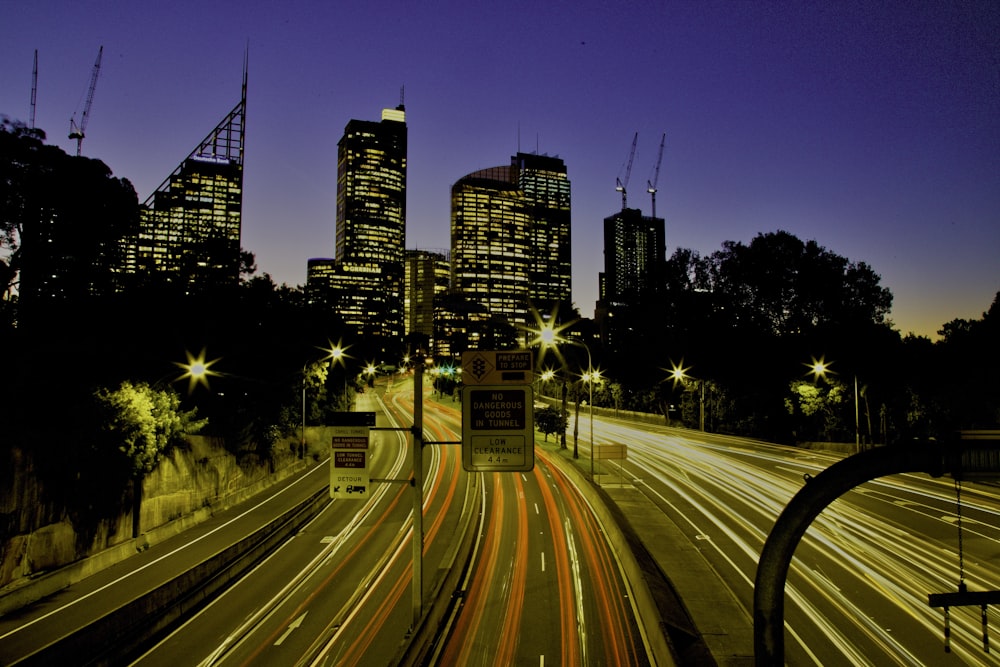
[461,385,534,472]
[461,350,533,385]
[330,426,370,499]
[594,443,627,460]
[331,411,376,426]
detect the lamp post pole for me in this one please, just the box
[536,324,596,472]
[854,374,860,452]
[589,372,595,478]
[412,358,424,628]
[301,363,307,456]
[699,380,705,432]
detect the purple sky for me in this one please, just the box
[2,1,997,339]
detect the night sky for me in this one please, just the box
[2,1,997,339]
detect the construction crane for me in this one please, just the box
[30,50,38,129]
[69,45,103,156]
[615,132,638,211]
[647,132,666,219]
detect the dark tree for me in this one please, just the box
[706,231,892,336]
[0,117,139,325]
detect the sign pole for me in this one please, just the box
[412,359,424,629]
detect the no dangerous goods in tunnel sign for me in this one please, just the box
[461,384,534,472]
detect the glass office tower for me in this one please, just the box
[514,152,572,309]
[132,71,246,292]
[449,153,571,339]
[336,106,407,268]
[307,105,407,347]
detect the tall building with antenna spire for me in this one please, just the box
[307,103,407,352]
[127,60,247,292]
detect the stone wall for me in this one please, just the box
[0,431,316,595]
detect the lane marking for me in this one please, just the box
[274,612,307,646]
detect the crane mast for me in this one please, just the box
[30,50,38,130]
[615,132,638,211]
[69,45,103,156]
[647,132,665,218]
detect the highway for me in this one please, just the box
[133,385,474,666]
[584,414,1000,666]
[437,447,647,666]
[4,379,996,666]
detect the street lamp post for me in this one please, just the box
[668,361,704,431]
[854,374,860,452]
[536,324,597,473]
[583,370,602,478]
[808,356,861,453]
[324,341,349,409]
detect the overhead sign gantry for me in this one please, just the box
[460,350,535,472]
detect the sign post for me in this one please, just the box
[461,350,534,472]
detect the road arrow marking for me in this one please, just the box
[275,612,308,646]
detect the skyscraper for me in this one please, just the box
[130,67,246,292]
[307,105,407,349]
[597,207,665,349]
[336,106,407,267]
[404,249,450,351]
[600,208,665,306]
[514,153,572,310]
[451,164,532,331]
[449,153,571,341]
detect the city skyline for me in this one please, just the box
[2,1,997,339]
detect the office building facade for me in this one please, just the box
[131,73,246,292]
[404,249,450,351]
[449,153,571,342]
[308,105,407,347]
[514,153,572,310]
[336,107,407,267]
[598,207,666,349]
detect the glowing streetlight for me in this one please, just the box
[174,348,220,394]
[321,340,351,408]
[665,360,705,431]
[533,321,599,475]
[805,356,860,452]
[539,368,556,395]
[806,355,831,381]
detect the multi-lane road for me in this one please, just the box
[0,382,649,665]
[437,446,647,666]
[132,386,474,666]
[133,385,648,665]
[586,415,1000,666]
[2,379,996,666]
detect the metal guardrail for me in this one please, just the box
[15,487,331,666]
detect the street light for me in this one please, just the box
[534,322,598,475]
[174,348,219,394]
[582,368,602,476]
[667,360,705,431]
[539,368,555,396]
[806,356,860,452]
[322,340,351,409]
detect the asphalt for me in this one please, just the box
[3,400,755,666]
[536,437,756,667]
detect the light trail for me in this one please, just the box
[582,413,1000,665]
